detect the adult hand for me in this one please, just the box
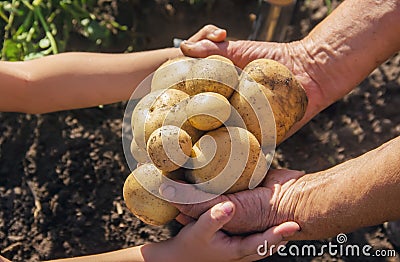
[181,0,400,137]
[165,201,300,262]
[180,28,323,138]
[160,169,306,235]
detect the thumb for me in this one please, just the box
[180,39,229,59]
[190,201,235,241]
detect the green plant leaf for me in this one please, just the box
[3,39,23,61]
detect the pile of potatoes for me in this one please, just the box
[123,55,307,226]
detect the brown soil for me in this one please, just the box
[1,0,399,261]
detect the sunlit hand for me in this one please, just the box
[180,25,327,137]
[160,169,306,236]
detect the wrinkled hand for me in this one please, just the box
[180,25,328,136]
[167,200,300,262]
[160,169,306,235]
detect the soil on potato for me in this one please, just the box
[1,0,399,261]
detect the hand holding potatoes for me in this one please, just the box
[123,55,307,227]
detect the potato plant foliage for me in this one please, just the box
[0,0,127,61]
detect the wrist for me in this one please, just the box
[269,169,332,240]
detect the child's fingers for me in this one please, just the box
[190,201,235,241]
[159,181,227,213]
[180,40,229,59]
[187,24,227,43]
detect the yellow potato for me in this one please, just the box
[151,57,196,92]
[131,89,165,150]
[147,125,192,172]
[185,56,238,98]
[206,55,235,64]
[186,92,231,131]
[185,127,267,194]
[141,89,202,144]
[130,133,150,163]
[123,164,179,226]
[230,59,307,145]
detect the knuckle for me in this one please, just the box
[203,24,216,32]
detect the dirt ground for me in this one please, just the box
[0,0,399,261]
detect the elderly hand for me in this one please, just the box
[161,169,306,235]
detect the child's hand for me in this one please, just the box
[146,201,299,262]
[185,24,226,44]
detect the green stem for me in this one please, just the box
[16,11,33,36]
[32,0,43,7]
[0,8,9,23]
[34,6,58,54]
[21,0,34,11]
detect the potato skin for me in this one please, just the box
[187,92,231,131]
[143,89,202,143]
[130,134,150,163]
[185,57,238,98]
[147,125,192,172]
[231,59,308,145]
[151,57,196,92]
[123,164,179,226]
[185,127,267,194]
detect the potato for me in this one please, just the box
[130,134,150,163]
[185,127,267,194]
[229,79,276,149]
[123,164,179,226]
[230,59,307,145]
[186,92,231,131]
[206,55,234,64]
[139,89,201,144]
[131,89,165,150]
[147,125,192,172]
[185,56,238,98]
[151,57,196,92]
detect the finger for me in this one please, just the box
[180,39,229,59]
[159,180,218,203]
[159,181,228,218]
[175,213,195,226]
[190,201,235,241]
[187,24,227,43]
[236,221,300,258]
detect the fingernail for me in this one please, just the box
[159,184,176,199]
[220,201,234,215]
[211,29,224,37]
[283,227,300,238]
